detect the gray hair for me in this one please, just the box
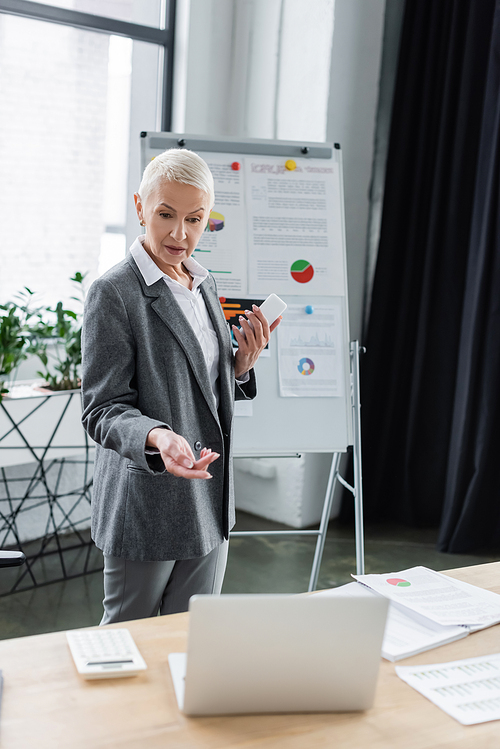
[138,148,215,206]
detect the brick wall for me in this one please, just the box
[0,14,109,307]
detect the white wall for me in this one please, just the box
[326,0,386,343]
[175,0,386,526]
[181,0,335,142]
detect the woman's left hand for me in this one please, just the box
[233,304,282,379]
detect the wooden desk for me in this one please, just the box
[0,562,499,748]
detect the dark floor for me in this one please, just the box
[0,511,497,640]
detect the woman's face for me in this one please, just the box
[134,180,212,274]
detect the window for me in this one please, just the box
[0,1,175,305]
[33,0,166,28]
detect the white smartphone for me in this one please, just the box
[259,293,287,324]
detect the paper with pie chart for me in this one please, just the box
[244,155,346,296]
[193,152,248,295]
[353,566,500,627]
[277,303,344,397]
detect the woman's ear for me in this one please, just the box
[134,193,144,223]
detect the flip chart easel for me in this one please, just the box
[140,132,365,582]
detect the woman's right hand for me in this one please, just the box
[147,428,219,479]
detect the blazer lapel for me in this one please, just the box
[150,282,220,425]
[126,254,226,426]
[200,279,234,428]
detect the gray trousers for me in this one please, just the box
[100,540,229,624]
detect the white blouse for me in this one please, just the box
[130,236,221,409]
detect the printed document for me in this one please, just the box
[396,654,500,725]
[314,583,467,662]
[244,155,345,297]
[353,566,500,627]
[194,152,247,295]
[277,303,344,397]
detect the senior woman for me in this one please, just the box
[82,148,280,623]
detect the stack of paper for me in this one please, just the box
[353,566,500,629]
[316,566,500,662]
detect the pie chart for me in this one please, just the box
[298,358,315,375]
[290,259,314,283]
[206,211,225,232]
[387,578,411,587]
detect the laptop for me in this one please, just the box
[168,593,389,716]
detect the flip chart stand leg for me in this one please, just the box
[308,341,366,587]
[307,451,341,591]
[350,340,365,575]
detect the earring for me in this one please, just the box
[140,220,145,227]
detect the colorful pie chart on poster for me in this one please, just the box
[290,259,314,283]
[206,211,225,232]
[298,357,315,376]
[387,578,411,587]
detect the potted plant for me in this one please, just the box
[0,304,27,401]
[0,287,40,401]
[27,272,85,392]
[0,273,88,471]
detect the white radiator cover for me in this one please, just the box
[234,453,342,528]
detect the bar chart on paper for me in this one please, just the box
[396,654,500,725]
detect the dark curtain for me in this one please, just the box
[360,0,500,552]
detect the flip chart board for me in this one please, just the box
[140,133,352,455]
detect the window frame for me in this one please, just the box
[0,0,176,130]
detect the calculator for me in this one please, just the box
[66,628,148,680]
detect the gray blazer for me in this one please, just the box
[81,254,256,562]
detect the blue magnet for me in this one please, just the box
[305,305,314,315]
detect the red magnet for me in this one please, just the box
[231,161,241,171]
